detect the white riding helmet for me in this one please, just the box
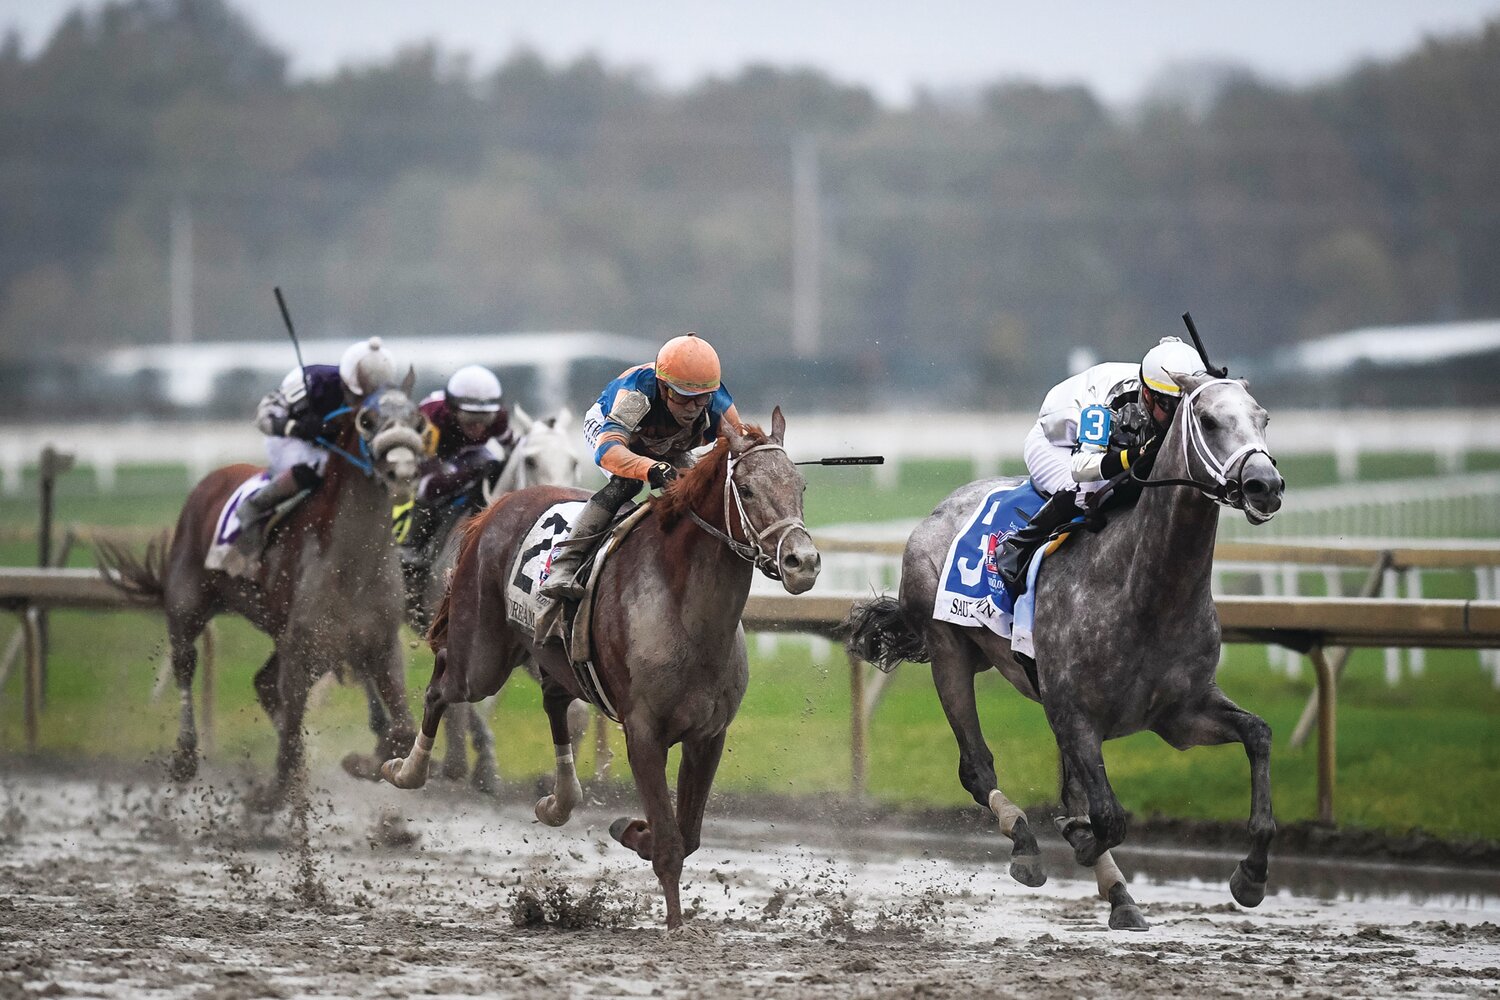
[1141,337,1206,397]
[445,365,503,413]
[338,337,398,396]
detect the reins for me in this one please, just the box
[1128,378,1276,523]
[314,405,377,477]
[687,442,809,580]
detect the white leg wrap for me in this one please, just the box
[381,732,434,790]
[988,790,1025,837]
[1093,850,1125,900]
[535,744,583,827]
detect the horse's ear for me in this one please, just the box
[1172,371,1213,396]
[770,405,785,444]
[723,418,747,453]
[511,403,533,433]
[552,408,572,430]
[400,366,416,396]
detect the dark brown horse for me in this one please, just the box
[99,383,428,807]
[381,408,820,928]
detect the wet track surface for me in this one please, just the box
[1,764,1497,999]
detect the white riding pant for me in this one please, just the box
[1022,422,1106,498]
[265,436,330,477]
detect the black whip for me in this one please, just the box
[274,286,314,399]
[794,456,885,466]
[1181,311,1227,378]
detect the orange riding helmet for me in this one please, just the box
[654,333,721,396]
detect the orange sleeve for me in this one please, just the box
[598,439,655,481]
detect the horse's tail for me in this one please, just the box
[839,595,930,671]
[95,531,170,603]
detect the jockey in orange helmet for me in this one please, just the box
[538,333,741,601]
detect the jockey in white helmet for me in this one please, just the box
[222,337,400,577]
[995,336,1205,592]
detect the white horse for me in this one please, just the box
[430,407,590,789]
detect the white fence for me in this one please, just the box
[4,407,1500,495]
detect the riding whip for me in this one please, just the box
[794,456,885,466]
[1180,312,1228,379]
[273,286,314,399]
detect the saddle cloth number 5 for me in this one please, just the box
[1078,405,1111,449]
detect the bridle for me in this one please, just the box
[687,442,810,580]
[1130,378,1277,523]
[315,390,424,482]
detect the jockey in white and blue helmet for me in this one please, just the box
[995,336,1205,592]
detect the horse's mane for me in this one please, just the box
[654,423,768,529]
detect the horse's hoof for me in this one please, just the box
[1107,882,1149,931]
[610,816,652,859]
[341,753,381,782]
[535,796,569,827]
[1109,903,1150,931]
[1009,854,1047,888]
[379,757,427,790]
[1230,861,1267,908]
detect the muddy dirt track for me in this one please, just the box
[1,761,1497,999]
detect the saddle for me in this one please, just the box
[531,501,654,721]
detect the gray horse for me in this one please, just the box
[411,408,586,790]
[844,374,1283,930]
[100,380,428,807]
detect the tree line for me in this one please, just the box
[1,0,1497,409]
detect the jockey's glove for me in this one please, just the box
[1100,437,1157,479]
[647,461,678,490]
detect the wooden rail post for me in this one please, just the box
[1289,550,1392,749]
[848,649,867,797]
[1310,645,1337,824]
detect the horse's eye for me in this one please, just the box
[740,486,755,499]
[1200,415,1220,432]
[358,410,377,434]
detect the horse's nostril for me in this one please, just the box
[1245,478,1268,496]
[785,554,801,570]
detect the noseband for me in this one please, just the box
[687,442,809,580]
[315,393,422,480]
[1132,379,1276,522]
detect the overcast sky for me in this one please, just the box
[4,0,1500,105]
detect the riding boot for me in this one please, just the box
[995,489,1083,595]
[223,466,317,578]
[538,476,637,602]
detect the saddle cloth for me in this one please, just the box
[506,500,654,722]
[931,480,1058,659]
[204,472,269,571]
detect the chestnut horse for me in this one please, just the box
[99,381,428,807]
[381,408,820,928]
